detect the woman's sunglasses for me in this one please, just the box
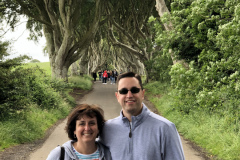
[117,87,141,95]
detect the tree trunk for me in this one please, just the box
[42,0,103,80]
[71,62,79,76]
[155,0,173,30]
[155,0,188,67]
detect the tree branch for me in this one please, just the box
[108,22,147,61]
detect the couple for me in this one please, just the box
[47,72,185,160]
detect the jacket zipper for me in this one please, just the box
[129,122,132,138]
[128,121,132,154]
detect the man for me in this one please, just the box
[100,72,185,160]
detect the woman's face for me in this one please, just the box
[74,115,99,143]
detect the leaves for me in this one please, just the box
[158,0,240,127]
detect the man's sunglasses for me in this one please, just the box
[117,87,141,95]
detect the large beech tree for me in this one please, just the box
[2,0,104,80]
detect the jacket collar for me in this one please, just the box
[63,140,106,159]
[120,103,150,128]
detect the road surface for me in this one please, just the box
[29,81,206,160]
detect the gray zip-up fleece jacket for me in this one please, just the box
[99,103,185,160]
[46,140,112,160]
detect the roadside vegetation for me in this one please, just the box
[0,51,92,151]
[142,1,240,159]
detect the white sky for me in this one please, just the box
[2,19,49,62]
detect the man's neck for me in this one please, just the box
[122,106,143,122]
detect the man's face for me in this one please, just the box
[115,77,145,118]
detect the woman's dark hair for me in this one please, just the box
[117,71,143,89]
[65,104,105,141]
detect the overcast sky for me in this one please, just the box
[3,19,49,62]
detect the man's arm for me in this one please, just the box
[161,123,185,160]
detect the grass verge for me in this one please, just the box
[0,102,70,150]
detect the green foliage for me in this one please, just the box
[0,40,10,59]
[144,53,172,82]
[145,16,173,82]
[68,75,92,90]
[24,62,51,75]
[0,102,70,150]
[156,0,240,123]
[0,55,92,151]
[0,38,75,151]
[29,59,40,63]
[151,1,240,159]
[0,66,64,119]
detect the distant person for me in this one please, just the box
[101,71,104,83]
[127,66,130,72]
[46,104,112,160]
[102,70,108,84]
[92,72,97,82]
[107,70,110,82]
[100,72,185,160]
[98,70,102,81]
[110,70,114,84]
[113,69,118,84]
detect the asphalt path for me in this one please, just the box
[29,80,205,160]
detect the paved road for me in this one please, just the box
[29,81,205,160]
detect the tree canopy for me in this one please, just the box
[1,0,172,82]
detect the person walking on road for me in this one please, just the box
[113,69,118,84]
[102,70,108,84]
[46,104,112,160]
[92,72,97,82]
[110,70,114,84]
[98,70,102,81]
[100,72,185,160]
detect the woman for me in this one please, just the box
[46,104,112,160]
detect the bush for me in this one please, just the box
[69,75,92,90]
[0,65,72,120]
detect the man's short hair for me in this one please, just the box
[117,72,143,89]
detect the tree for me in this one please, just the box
[30,59,40,63]
[2,0,104,81]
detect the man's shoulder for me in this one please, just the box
[105,116,121,125]
[147,111,175,126]
[103,116,125,132]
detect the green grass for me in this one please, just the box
[24,62,51,75]
[0,102,70,150]
[69,75,93,90]
[144,81,240,160]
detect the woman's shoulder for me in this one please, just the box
[46,140,73,160]
[46,146,61,160]
[97,142,112,160]
[97,141,108,149]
